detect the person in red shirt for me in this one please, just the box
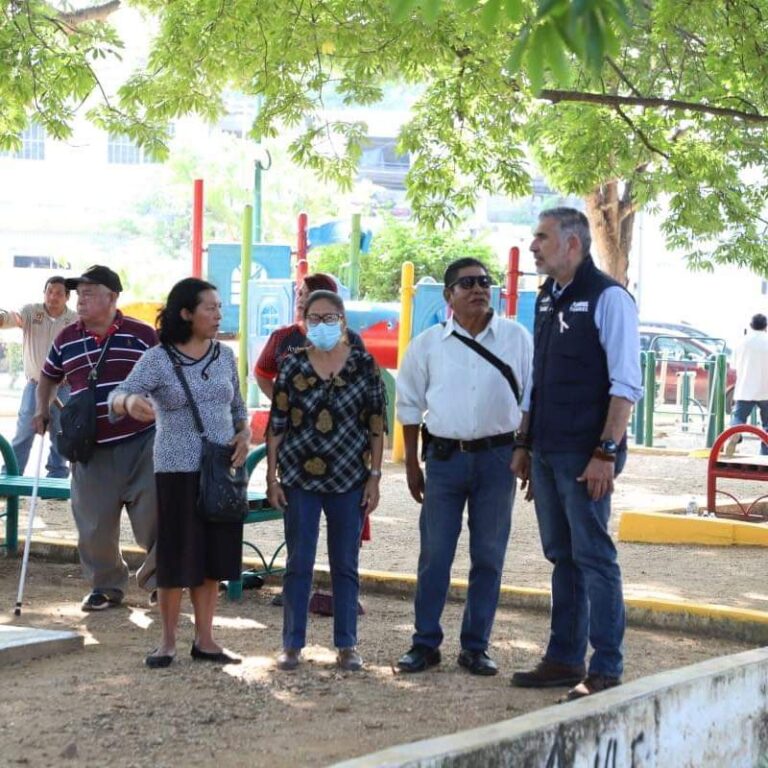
[254,273,363,400]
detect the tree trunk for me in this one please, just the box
[584,181,635,285]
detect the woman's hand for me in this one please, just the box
[361,476,380,517]
[267,481,287,511]
[125,394,156,423]
[229,428,251,468]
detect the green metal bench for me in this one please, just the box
[226,444,286,600]
[0,434,71,554]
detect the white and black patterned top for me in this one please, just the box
[109,342,247,473]
[270,346,387,493]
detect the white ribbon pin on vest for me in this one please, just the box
[558,311,570,334]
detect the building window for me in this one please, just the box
[1,123,46,160]
[259,303,280,336]
[107,134,159,165]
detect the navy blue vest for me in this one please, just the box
[531,257,626,452]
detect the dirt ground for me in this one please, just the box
[2,450,768,767]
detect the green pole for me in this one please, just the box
[681,371,691,432]
[239,205,253,401]
[349,213,361,299]
[643,350,655,447]
[634,352,646,445]
[705,359,716,447]
[714,353,727,437]
[252,95,264,243]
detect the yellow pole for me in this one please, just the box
[392,261,415,462]
[238,205,253,401]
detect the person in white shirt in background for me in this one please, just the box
[0,276,77,477]
[725,313,768,457]
[394,257,533,677]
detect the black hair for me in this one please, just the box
[443,258,488,288]
[157,277,218,344]
[45,275,69,294]
[751,313,768,331]
[303,289,345,318]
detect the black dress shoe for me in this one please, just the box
[145,649,175,669]
[511,658,586,688]
[457,649,498,676]
[190,643,242,665]
[396,645,441,673]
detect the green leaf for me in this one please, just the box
[507,26,530,74]
[542,22,572,85]
[481,0,503,30]
[503,0,526,23]
[526,26,546,92]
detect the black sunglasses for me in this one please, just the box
[448,275,492,291]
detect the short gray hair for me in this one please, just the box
[539,207,591,256]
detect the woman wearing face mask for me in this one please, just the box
[266,290,386,672]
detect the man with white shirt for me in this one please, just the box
[0,276,77,477]
[395,258,533,676]
[725,313,768,456]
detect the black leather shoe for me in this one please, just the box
[145,649,175,669]
[190,643,242,665]
[457,649,498,676]
[396,645,441,673]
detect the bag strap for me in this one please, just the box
[164,345,206,437]
[449,329,522,404]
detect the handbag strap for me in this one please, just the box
[164,345,206,437]
[450,330,522,404]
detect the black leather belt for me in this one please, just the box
[433,432,515,453]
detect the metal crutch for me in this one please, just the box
[14,434,46,616]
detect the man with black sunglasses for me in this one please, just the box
[395,257,533,676]
[510,208,642,701]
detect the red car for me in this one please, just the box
[639,328,736,412]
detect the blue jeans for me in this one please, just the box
[531,449,627,678]
[730,401,768,455]
[6,380,69,478]
[282,485,364,650]
[412,443,515,652]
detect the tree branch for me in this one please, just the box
[614,105,670,160]
[56,1,121,27]
[540,89,768,123]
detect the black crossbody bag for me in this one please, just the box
[449,330,522,403]
[56,335,113,464]
[165,345,248,524]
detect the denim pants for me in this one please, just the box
[282,485,364,650]
[730,400,768,455]
[7,380,69,477]
[531,449,627,678]
[412,443,515,652]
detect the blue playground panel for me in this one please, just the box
[516,290,536,333]
[412,283,506,337]
[308,220,373,253]
[208,243,292,333]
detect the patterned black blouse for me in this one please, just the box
[270,345,387,493]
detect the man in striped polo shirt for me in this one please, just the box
[33,265,158,612]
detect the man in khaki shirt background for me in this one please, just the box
[0,276,77,477]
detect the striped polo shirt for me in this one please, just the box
[42,311,158,445]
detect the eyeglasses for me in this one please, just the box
[448,275,493,291]
[306,312,343,326]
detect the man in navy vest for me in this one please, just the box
[510,208,642,700]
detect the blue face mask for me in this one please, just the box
[306,321,342,351]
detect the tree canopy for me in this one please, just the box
[5,1,768,280]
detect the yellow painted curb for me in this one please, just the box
[618,509,768,546]
[628,446,695,457]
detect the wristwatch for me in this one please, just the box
[369,469,382,478]
[593,439,618,462]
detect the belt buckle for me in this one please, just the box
[458,440,468,453]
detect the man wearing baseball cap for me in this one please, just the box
[34,265,158,611]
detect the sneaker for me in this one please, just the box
[337,647,364,672]
[81,591,120,612]
[561,674,622,702]
[511,658,586,688]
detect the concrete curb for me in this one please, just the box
[618,508,768,546]
[18,536,768,644]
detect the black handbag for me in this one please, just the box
[56,336,113,464]
[165,345,248,524]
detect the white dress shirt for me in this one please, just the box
[396,311,533,440]
[733,330,768,401]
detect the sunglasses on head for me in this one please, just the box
[449,275,492,291]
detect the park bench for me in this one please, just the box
[0,434,284,600]
[707,425,768,520]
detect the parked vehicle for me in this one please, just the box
[639,326,735,412]
[639,319,732,357]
